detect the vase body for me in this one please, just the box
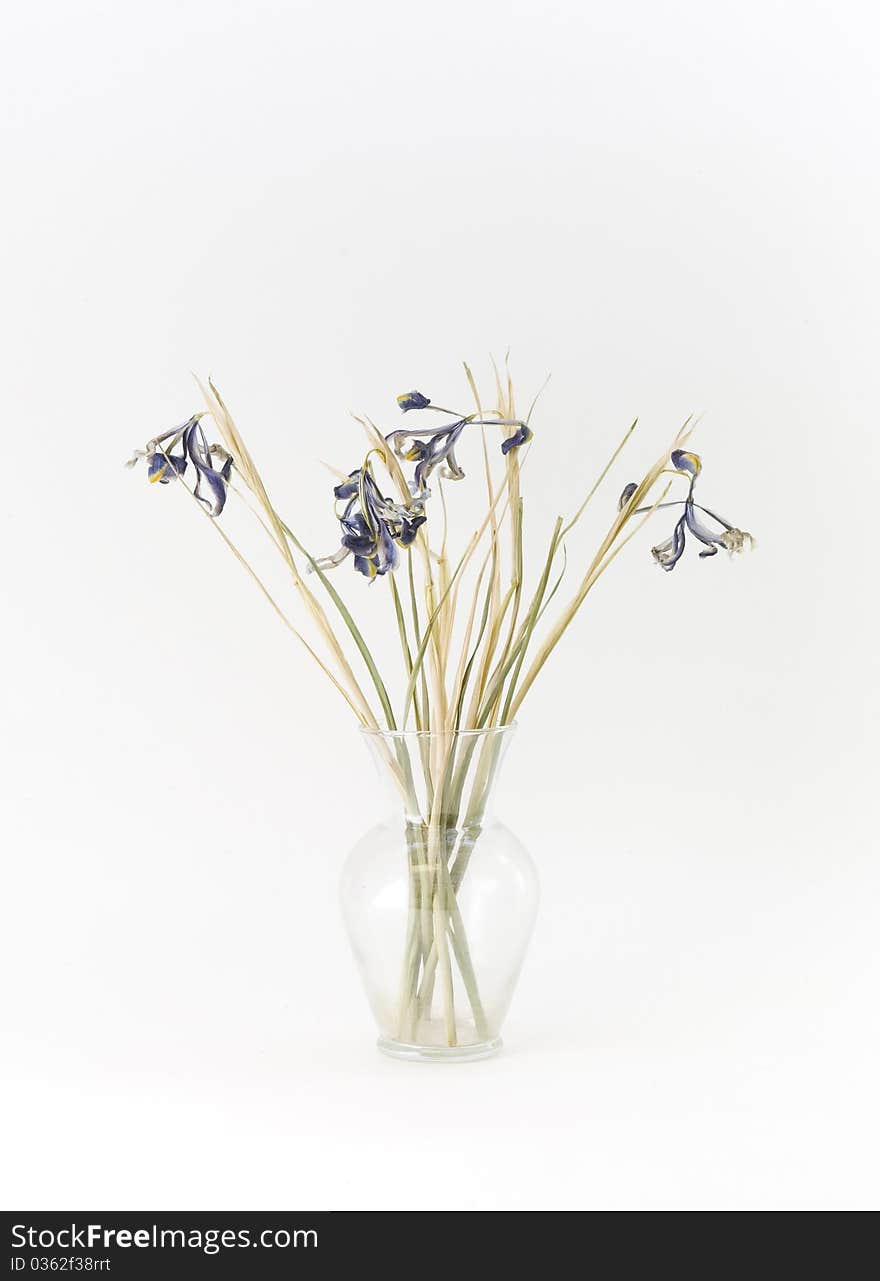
[340,726,538,1061]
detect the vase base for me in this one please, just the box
[377,1035,503,1063]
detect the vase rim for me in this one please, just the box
[360,722,517,742]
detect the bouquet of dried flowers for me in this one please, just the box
[127,364,752,1049]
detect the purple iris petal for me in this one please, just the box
[685,500,724,550]
[618,481,637,510]
[402,440,429,462]
[414,455,430,489]
[353,554,375,578]
[333,474,359,500]
[340,511,375,555]
[147,451,187,484]
[429,421,466,482]
[501,424,533,456]
[375,523,399,575]
[397,391,431,412]
[398,515,426,546]
[671,449,701,477]
[184,419,231,517]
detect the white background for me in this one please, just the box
[2,0,878,1210]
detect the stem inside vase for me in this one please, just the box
[392,731,503,1047]
[343,723,537,1061]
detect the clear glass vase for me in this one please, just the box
[340,725,538,1062]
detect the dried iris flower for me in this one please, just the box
[619,449,753,571]
[315,467,427,580]
[127,414,233,517]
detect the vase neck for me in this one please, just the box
[361,727,515,829]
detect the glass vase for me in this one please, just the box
[340,725,538,1062]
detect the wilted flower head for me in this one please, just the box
[316,466,427,580]
[619,448,752,572]
[387,390,533,493]
[387,416,469,490]
[127,415,233,517]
